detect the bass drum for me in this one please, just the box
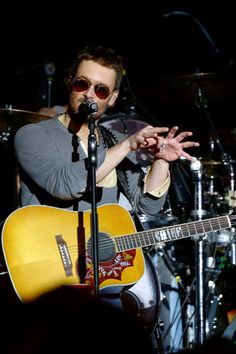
[99,112,153,168]
[138,215,184,353]
[120,251,162,333]
[100,251,162,334]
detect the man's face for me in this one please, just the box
[69,60,119,119]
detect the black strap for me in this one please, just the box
[99,124,133,204]
[99,124,146,232]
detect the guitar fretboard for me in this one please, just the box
[115,214,234,252]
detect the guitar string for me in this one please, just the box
[65,214,236,254]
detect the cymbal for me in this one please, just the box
[200,159,223,165]
[135,72,236,103]
[200,158,227,176]
[0,108,50,137]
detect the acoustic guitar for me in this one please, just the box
[1,203,235,302]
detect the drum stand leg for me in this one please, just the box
[152,321,165,354]
[195,238,206,345]
[190,159,207,346]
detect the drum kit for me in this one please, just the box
[0,107,51,222]
[0,106,50,143]
[134,72,236,350]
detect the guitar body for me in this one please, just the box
[1,204,145,303]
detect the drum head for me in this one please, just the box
[100,113,153,167]
[100,112,149,135]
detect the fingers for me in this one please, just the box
[180,151,198,162]
[166,127,196,143]
[166,126,179,138]
[130,126,169,147]
[142,126,169,137]
[174,131,194,143]
[181,141,200,148]
[130,125,199,154]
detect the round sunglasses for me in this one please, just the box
[70,78,112,100]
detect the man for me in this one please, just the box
[14,45,199,214]
[10,45,200,350]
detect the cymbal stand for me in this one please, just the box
[194,83,224,155]
[195,82,236,211]
[190,158,207,346]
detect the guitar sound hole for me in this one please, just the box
[88,233,116,262]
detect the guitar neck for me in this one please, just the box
[115,214,235,252]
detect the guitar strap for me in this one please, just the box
[99,125,141,203]
[99,124,145,232]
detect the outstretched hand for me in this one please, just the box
[129,125,199,162]
[153,126,200,162]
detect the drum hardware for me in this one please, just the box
[200,226,236,340]
[0,126,11,143]
[228,190,236,208]
[118,251,165,354]
[189,157,208,345]
[0,106,51,140]
[230,230,236,265]
[194,71,236,216]
[198,155,236,216]
[190,158,208,220]
[151,244,185,353]
[200,160,225,178]
[138,209,179,230]
[205,281,224,337]
[151,149,236,346]
[185,301,195,349]
[206,227,236,268]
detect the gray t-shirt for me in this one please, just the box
[14,116,167,216]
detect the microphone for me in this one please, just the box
[82,99,98,115]
[44,62,56,78]
[44,62,56,107]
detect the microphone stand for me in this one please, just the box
[47,77,53,108]
[87,115,100,296]
[190,158,207,346]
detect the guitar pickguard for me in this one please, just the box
[85,249,136,286]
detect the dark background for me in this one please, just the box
[1,1,236,143]
[1,2,236,327]
[1,0,236,219]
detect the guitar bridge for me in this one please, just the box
[55,235,73,277]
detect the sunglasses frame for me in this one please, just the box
[70,77,112,100]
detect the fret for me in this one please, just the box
[193,221,205,235]
[115,214,233,253]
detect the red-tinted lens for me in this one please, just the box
[71,78,111,100]
[94,85,110,99]
[71,78,90,92]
